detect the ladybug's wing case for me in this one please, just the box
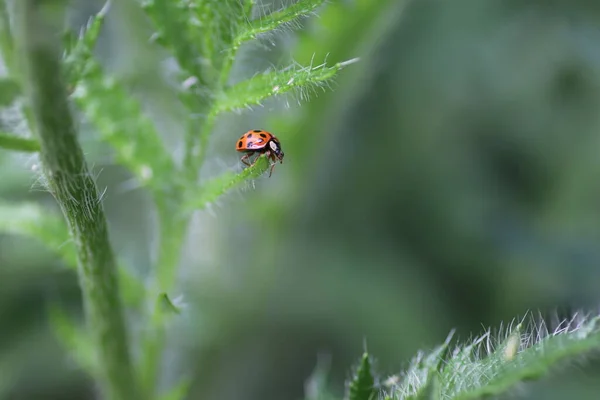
[244,137,268,150]
[237,131,271,152]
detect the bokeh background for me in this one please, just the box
[2,0,600,399]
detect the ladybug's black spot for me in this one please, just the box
[253,129,262,133]
[260,133,267,138]
[247,133,253,138]
[237,141,243,148]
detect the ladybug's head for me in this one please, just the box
[269,139,284,162]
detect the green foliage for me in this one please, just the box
[214,58,358,114]
[64,2,176,196]
[157,377,193,400]
[348,352,377,400]
[184,154,270,211]
[0,0,355,399]
[0,77,20,106]
[0,131,39,152]
[48,304,98,377]
[1,0,600,399]
[157,292,183,316]
[237,0,326,43]
[411,373,440,400]
[0,202,76,266]
[15,1,139,399]
[383,314,600,400]
[0,0,14,72]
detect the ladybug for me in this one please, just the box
[236,129,284,177]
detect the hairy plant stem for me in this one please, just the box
[15,2,139,399]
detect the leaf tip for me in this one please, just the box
[158,292,184,315]
[338,57,360,68]
[348,352,376,400]
[99,0,112,18]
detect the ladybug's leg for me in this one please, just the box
[268,162,276,178]
[240,153,253,166]
[266,151,278,178]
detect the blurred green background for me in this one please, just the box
[2,0,600,399]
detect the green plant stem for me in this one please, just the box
[0,0,36,134]
[181,92,208,184]
[155,213,187,291]
[0,0,14,73]
[0,131,39,152]
[190,112,217,179]
[15,2,139,399]
[139,199,188,398]
[184,5,251,183]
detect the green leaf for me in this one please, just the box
[63,3,177,194]
[158,376,192,400]
[0,0,15,74]
[47,304,98,377]
[237,0,326,44]
[63,2,179,194]
[63,0,110,83]
[391,314,600,399]
[158,292,183,316]
[0,330,55,399]
[0,202,77,267]
[196,0,246,82]
[348,352,376,400]
[397,331,454,397]
[0,78,21,106]
[0,202,144,308]
[213,58,359,115]
[71,60,178,194]
[184,154,270,211]
[141,0,202,82]
[411,370,440,400]
[179,0,258,177]
[0,131,40,152]
[63,3,177,192]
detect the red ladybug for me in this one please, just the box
[236,129,284,177]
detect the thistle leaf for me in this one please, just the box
[71,61,177,194]
[157,376,193,400]
[0,201,147,308]
[158,292,183,316]
[213,58,359,115]
[348,352,376,400]
[185,154,269,211]
[0,202,76,267]
[0,78,21,106]
[237,0,327,44]
[0,131,39,152]
[63,0,110,82]
[48,305,98,377]
[391,314,600,399]
[410,370,441,400]
[141,0,202,81]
